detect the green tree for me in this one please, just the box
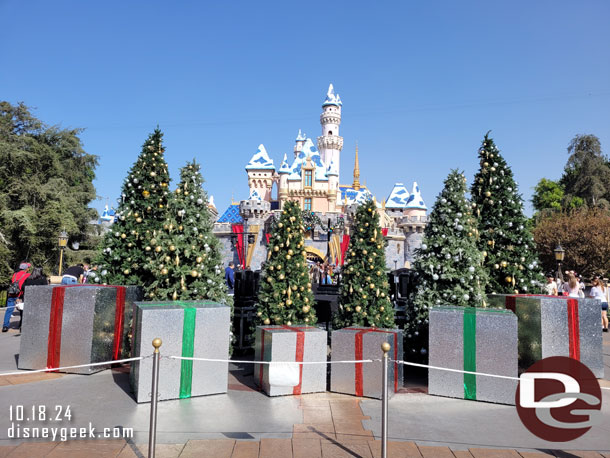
[471,133,544,294]
[0,102,98,282]
[334,199,393,328]
[560,134,610,208]
[409,170,488,359]
[96,129,170,286]
[146,160,228,302]
[532,178,564,214]
[256,201,316,326]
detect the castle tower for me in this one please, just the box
[278,153,290,208]
[317,84,344,172]
[245,144,275,202]
[294,129,306,159]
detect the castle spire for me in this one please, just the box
[352,143,360,191]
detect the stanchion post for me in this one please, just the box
[381,342,390,458]
[148,338,162,458]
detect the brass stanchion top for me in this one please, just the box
[152,338,163,350]
[381,342,391,354]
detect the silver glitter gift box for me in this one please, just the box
[487,294,604,378]
[130,301,231,403]
[254,325,327,397]
[330,327,402,399]
[428,306,518,405]
[18,285,142,374]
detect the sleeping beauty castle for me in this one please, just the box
[212,85,428,270]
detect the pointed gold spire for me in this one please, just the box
[353,143,361,191]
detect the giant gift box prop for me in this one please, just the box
[254,325,327,397]
[130,301,231,403]
[487,294,603,378]
[429,306,518,405]
[330,327,402,399]
[18,285,142,374]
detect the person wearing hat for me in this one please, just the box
[3,262,31,332]
[543,273,558,296]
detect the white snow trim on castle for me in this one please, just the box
[386,183,410,208]
[249,188,263,201]
[326,158,339,176]
[322,83,342,107]
[287,138,328,182]
[296,129,306,141]
[245,144,275,170]
[405,182,427,209]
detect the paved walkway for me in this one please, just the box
[0,312,609,457]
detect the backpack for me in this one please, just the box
[7,271,27,297]
[7,280,21,297]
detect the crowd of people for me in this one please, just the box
[2,261,96,332]
[309,262,341,285]
[544,271,609,332]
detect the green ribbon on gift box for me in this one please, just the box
[137,301,199,399]
[463,308,477,400]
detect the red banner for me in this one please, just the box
[346,327,399,395]
[340,235,350,266]
[232,224,244,267]
[381,228,388,237]
[259,325,315,395]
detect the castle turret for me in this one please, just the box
[294,129,306,158]
[317,84,344,172]
[245,144,275,202]
[352,143,360,191]
[278,153,290,207]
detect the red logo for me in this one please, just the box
[515,356,602,442]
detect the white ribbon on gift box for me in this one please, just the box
[268,362,300,387]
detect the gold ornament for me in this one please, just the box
[161,268,168,275]
[257,311,262,317]
[123,269,130,275]
[136,217,142,223]
[191,270,198,277]
[274,246,279,252]
[150,171,156,177]
[120,233,126,239]
[142,190,150,198]
[286,255,291,260]
[485,191,491,197]
[155,246,162,253]
[302,305,310,313]
[355,306,362,312]
[263,318,271,325]
[505,276,513,283]
[380,306,385,312]
[279,274,285,280]
[169,245,176,251]
[172,291,178,300]
[196,256,203,263]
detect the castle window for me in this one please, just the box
[304,170,312,187]
[328,130,333,136]
[304,198,312,211]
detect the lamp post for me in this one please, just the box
[554,244,565,283]
[58,230,68,276]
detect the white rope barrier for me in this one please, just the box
[168,355,378,365]
[0,356,148,377]
[392,359,610,390]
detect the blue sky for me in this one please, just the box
[1,1,609,217]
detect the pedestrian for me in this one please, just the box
[3,262,31,332]
[61,264,85,285]
[225,262,235,291]
[563,272,580,298]
[589,277,608,332]
[543,273,558,295]
[17,267,49,331]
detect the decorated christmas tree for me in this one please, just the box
[256,200,316,326]
[334,199,394,329]
[97,129,170,286]
[471,133,544,294]
[145,160,228,303]
[408,170,489,358]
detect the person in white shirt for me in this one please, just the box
[544,274,558,295]
[589,277,608,332]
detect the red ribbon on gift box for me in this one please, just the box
[503,294,580,361]
[46,285,127,370]
[258,325,314,395]
[345,327,399,396]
